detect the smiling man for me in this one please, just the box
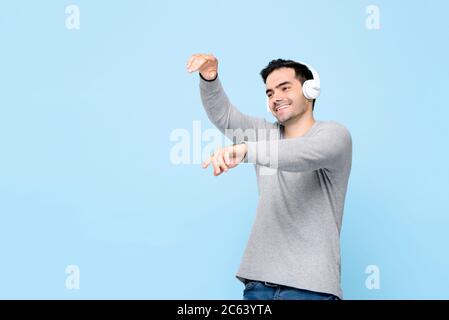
[186,54,352,300]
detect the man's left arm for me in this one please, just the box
[203,123,352,176]
[244,123,352,173]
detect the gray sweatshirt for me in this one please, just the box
[199,77,352,298]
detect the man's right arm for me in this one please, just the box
[187,54,276,142]
[200,75,274,138]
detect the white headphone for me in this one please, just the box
[266,60,321,111]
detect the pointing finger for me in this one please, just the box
[202,156,212,169]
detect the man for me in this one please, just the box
[186,54,352,300]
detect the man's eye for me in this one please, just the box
[282,87,290,91]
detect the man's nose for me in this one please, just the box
[273,89,286,101]
[273,95,284,106]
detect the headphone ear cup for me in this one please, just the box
[302,79,320,100]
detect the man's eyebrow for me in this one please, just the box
[265,81,293,95]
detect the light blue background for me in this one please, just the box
[0,0,448,299]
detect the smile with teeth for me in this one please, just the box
[275,104,290,112]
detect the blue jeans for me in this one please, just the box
[243,280,340,300]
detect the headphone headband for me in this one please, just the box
[294,60,321,100]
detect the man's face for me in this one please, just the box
[265,67,310,124]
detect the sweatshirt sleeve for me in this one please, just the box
[200,76,276,142]
[244,122,352,173]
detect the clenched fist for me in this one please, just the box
[186,53,218,81]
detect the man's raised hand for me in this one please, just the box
[186,54,218,81]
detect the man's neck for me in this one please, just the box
[283,113,316,139]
